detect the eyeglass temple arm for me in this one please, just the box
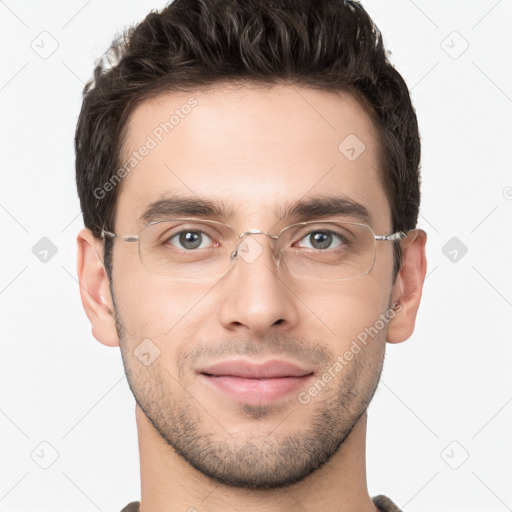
[100,230,139,242]
[374,231,407,241]
[100,230,115,239]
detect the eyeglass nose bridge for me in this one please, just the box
[230,229,281,262]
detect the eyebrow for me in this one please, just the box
[138,194,373,227]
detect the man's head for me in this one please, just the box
[75,0,426,491]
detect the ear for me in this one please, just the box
[76,228,120,347]
[386,228,427,344]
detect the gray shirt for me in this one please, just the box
[120,495,402,511]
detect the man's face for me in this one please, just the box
[109,83,398,489]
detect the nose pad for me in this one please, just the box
[232,234,280,267]
[235,237,264,264]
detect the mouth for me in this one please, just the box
[197,359,315,406]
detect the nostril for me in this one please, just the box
[273,319,284,325]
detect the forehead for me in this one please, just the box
[115,83,390,232]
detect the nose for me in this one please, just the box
[217,233,300,337]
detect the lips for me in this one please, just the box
[199,359,314,379]
[197,359,315,405]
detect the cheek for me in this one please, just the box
[294,275,391,349]
[112,253,214,342]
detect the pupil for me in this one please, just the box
[180,231,202,249]
[311,231,331,249]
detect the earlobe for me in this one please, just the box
[386,229,427,344]
[76,228,120,347]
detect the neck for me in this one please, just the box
[135,405,377,512]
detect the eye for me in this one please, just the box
[167,230,213,250]
[295,230,346,250]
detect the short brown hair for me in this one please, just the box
[75,0,421,280]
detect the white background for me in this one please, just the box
[1,1,511,511]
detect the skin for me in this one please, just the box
[77,82,427,512]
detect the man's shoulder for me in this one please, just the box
[119,502,140,512]
[372,494,403,512]
[119,496,402,512]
